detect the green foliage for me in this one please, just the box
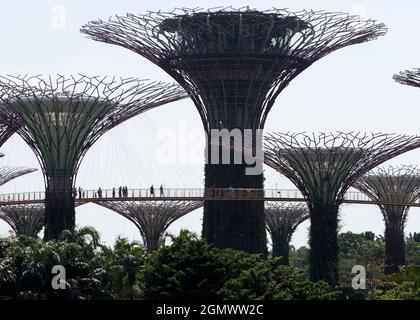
[338,231,384,285]
[1,228,419,300]
[0,227,110,300]
[371,280,419,300]
[103,237,145,299]
[141,230,338,300]
[406,233,420,265]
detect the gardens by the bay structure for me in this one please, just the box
[264,132,420,284]
[265,202,309,265]
[0,5,419,292]
[81,7,387,254]
[353,166,420,274]
[97,201,203,251]
[0,75,187,240]
[0,204,44,237]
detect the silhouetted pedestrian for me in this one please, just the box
[112,187,116,198]
[118,186,122,198]
[150,185,155,197]
[98,187,102,198]
[78,187,82,199]
[160,185,164,196]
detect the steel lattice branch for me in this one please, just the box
[0,74,187,182]
[394,69,420,88]
[353,165,420,227]
[0,203,44,237]
[264,132,420,208]
[81,7,386,132]
[97,200,203,250]
[0,166,37,187]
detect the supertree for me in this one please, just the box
[0,75,187,240]
[0,204,44,237]
[394,68,420,88]
[0,166,37,186]
[264,132,420,284]
[353,166,420,274]
[265,202,309,264]
[81,7,387,254]
[96,201,203,251]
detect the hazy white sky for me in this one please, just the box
[0,0,420,248]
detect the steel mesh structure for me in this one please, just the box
[353,166,420,274]
[0,204,44,237]
[0,166,37,186]
[81,7,386,254]
[394,69,420,88]
[266,202,309,264]
[264,132,420,284]
[0,75,187,240]
[97,201,203,251]
[0,122,18,151]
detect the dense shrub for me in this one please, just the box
[141,230,339,300]
[1,228,419,300]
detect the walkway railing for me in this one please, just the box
[0,188,419,207]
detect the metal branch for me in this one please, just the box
[353,165,420,227]
[0,204,44,237]
[81,7,386,132]
[0,75,187,182]
[96,201,203,251]
[394,69,420,88]
[266,202,309,242]
[264,132,420,208]
[0,122,18,149]
[0,166,37,187]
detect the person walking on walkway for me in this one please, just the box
[150,185,155,197]
[118,186,122,198]
[98,187,102,198]
[160,185,164,196]
[112,187,116,198]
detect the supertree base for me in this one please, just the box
[202,163,266,254]
[384,226,406,274]
[308,204,339,285]
[44,176,75,240]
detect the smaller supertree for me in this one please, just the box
[264,132,420,285]
[96,201,203,251]
[353,166,420,274]
[0,75,186,240]
[0,204,44,237]
[394,69,420,88]
[0,166,37,186]
[266,202,309,264]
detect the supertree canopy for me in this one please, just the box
[96,201,203,251]
[265,202,309,264]
[81,7,386,254]
[0,166,37,186]
[394,68,420,88]
[264,132,420,285]
[0,75,187,240]
[0,204,44,237]
[353,166,420,274]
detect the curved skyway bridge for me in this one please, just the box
[0,188,420,207]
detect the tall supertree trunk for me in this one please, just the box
[309,204,339,285]
[271,232,290,264]
[384,224,406,274]
[202,163,266,254]
[44,176,75,240]
[202,136,266,254]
